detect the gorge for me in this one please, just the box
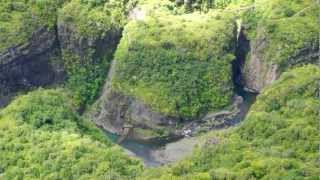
[0,0,319,179]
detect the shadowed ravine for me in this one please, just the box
[102,24,257,167]
[104,88,257,167]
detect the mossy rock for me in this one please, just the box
[112,10,237,118]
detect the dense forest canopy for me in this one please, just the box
[0,0,319,179]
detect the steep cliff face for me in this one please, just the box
[89,1,242,140]
[56,0,134,108]
[57,21,121,59]
[241,0,319,93]
[242,30,278,92]
[1,0,317,142]
[243,28,319,93]
[92,89,181,140]
[0,1,66,108]
[0,28,65,108]
[57,17,122,108]
[91,60,181,140]
[0,0,132,109]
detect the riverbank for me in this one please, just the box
[103,88,257,167]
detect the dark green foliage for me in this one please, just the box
[113,11,236,118]
[141,65,320,179]
[62,50,111,108]
[0,89,143,179]
[0,0,66,52]
[1,0,319,179]
[58,0,137,109]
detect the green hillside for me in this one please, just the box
[0,0,319,179]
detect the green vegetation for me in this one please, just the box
[0,0,65,52]
[141,65,320,179]
[1,0,319,179]
[243,0,319,68]
[58,0,136,39]
[176,0,237,12]
[58,0,138,108]
[62,48,112,108]
[113,4,237,117]
[0,89,143,179]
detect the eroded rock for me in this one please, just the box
[243,32,319,93]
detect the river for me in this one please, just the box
[104,88,257,167]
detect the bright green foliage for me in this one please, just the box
[0,89,143,179]
[0,0,66,52]
[59,0,137,39]
[0,89,107,142]
[1,89,79,131]
[243,0,319,67]
[141,65,320,179]
[113,9,236,118]
[0,126,142,179]
[179,0,235,12]
[1,0,319,178]
[173,0,257,13]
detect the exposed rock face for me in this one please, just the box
[243,30,319,93]
[57,20,121,59]
[91,61,181,140]
[92,81,249,140]
[57,18,122,112]
[243,33,278,92]
[93,89,181,139]
[91,59,252,141]
[0,28,65,108]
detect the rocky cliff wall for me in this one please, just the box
[0,28,65,108]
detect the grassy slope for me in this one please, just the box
[0,89,143,179]
[140,65,320,179]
